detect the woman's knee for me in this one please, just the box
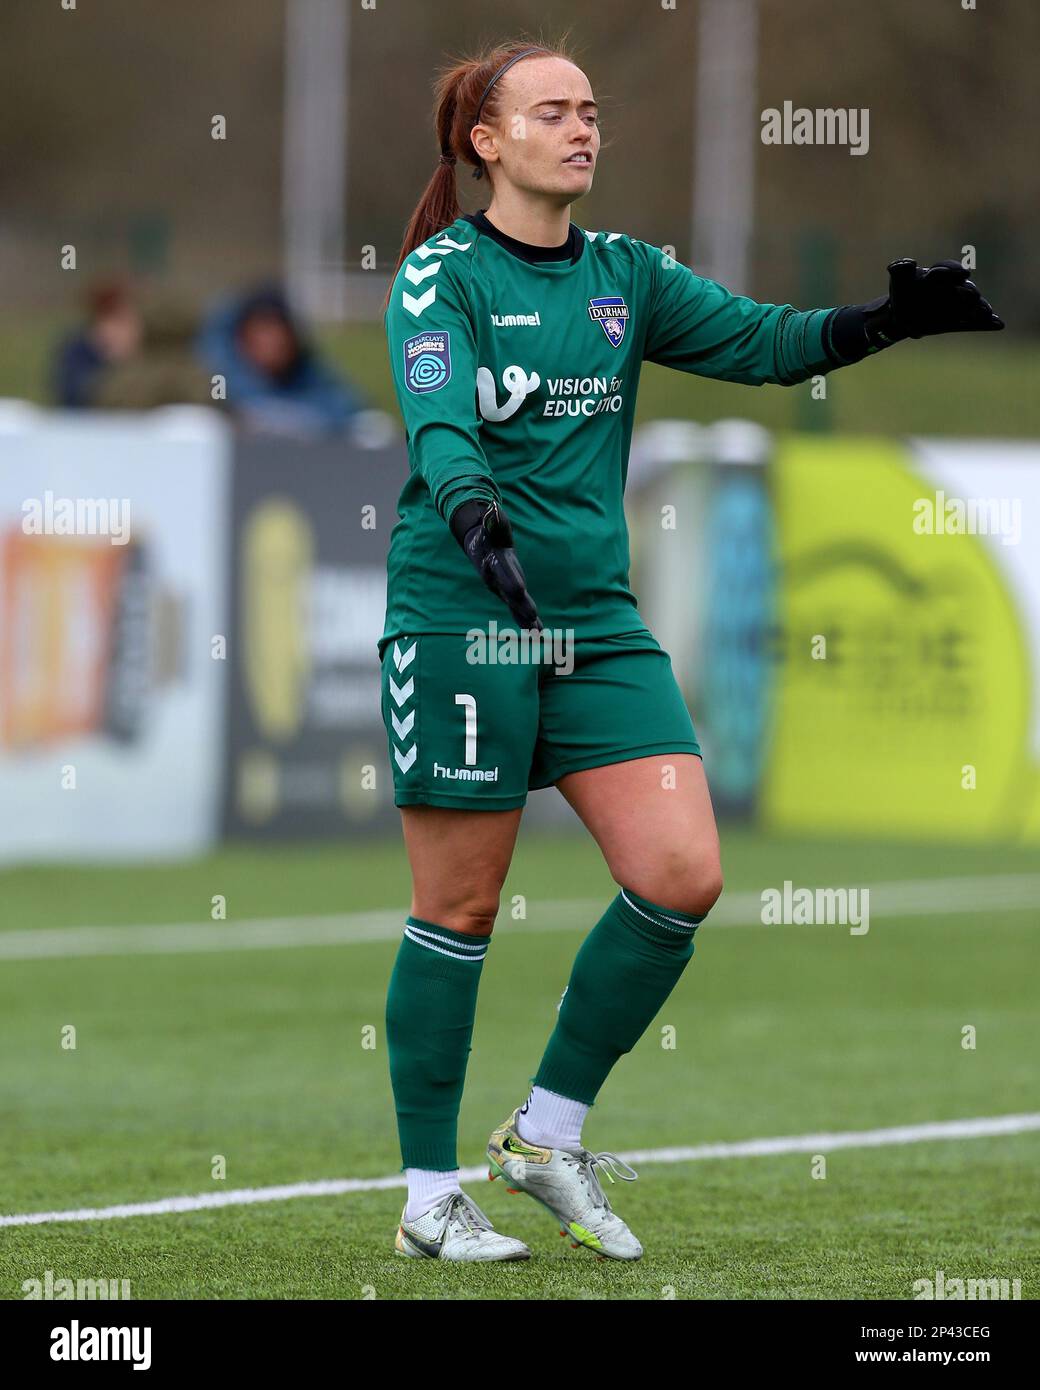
[619,845,723,919]
[411,892,501,938]
[402,806,519,939]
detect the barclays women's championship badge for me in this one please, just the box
[587,296,629,347]
[404,331,452,393]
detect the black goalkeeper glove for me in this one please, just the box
[862,258,1005,350]
[828,258,1005,363]
[449,498,543,631]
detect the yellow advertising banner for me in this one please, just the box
[762,437,1036,841]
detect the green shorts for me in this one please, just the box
[379,630,700,810]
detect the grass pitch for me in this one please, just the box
[1,828,1037,1299]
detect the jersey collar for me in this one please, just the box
[461,209,585,266]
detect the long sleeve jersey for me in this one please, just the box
[381,209,847,649]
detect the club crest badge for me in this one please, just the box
[587,296,629,347]
[404,330,451,393]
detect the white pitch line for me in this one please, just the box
[1,873,1038,961]
[2,1113,1038,1228]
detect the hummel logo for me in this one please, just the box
[432,762,498,782]
[491,311,541,327]
[387,639,418,776]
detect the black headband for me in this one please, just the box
[475,46,550,123]
[466,47,550,179]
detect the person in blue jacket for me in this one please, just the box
[198,283,365,436]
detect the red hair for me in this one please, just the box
[382,34,580,310]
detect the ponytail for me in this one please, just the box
[382,35,575,312]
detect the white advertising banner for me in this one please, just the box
[911,438,1040,760]
[0,406,230,863]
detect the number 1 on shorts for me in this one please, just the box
[454,693,477,765]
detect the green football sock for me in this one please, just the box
[533,889,704,1105]
[385,917,488,1171]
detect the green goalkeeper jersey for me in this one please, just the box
[381,210,841,648]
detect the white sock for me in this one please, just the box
[403,1168,462,1223]
[515,1085,588,1151]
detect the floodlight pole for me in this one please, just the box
[691,0,759,296]
[283,0,350,321]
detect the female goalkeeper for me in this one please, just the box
[379,38,1003,1262]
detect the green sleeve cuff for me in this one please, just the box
[439,479,500,526]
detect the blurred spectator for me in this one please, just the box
[52,280,143,408]
[198,283,365,436]
[94,298,213,410]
